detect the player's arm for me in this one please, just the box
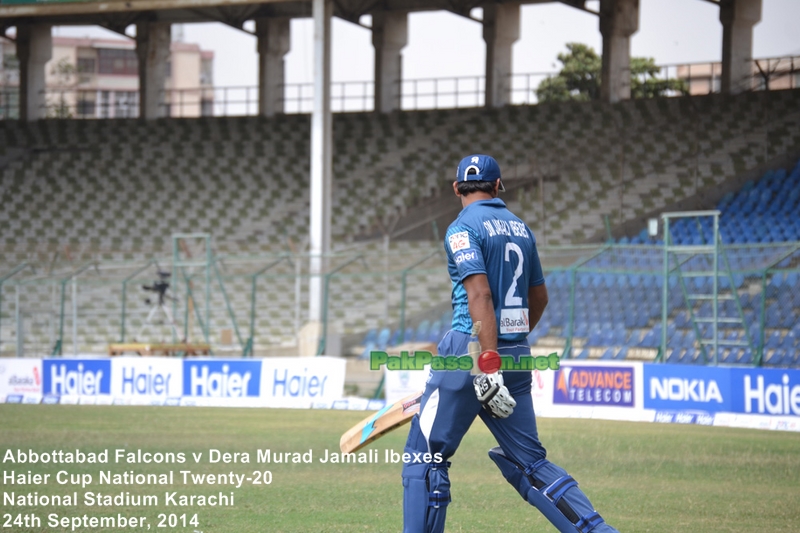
[463,273,497,352]
[528,283,548,333]
[465,274,514,419]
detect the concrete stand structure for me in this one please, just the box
[256,17,290,117]
[16,24,51,121]
[483,3,519,108]
[372,10,408,113]
[136,21,171,120]
[719,0,762,94]
[599,0,639,104]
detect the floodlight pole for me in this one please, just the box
[308,0,333,327]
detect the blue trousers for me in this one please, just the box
[401,330,618,533]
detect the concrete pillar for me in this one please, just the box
[372,11,407,113]
[599,0,639,104]
[256,17,290,117]
[483,3,519,108]
[308,0,333,327]
[136,21,171,120]
[16,24,52,121]
[719,0,762,94]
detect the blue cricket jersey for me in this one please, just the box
[444,198,545,343]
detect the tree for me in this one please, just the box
[536,43,601,103]
[47,57,77,118]
[536,43,687,103]
[629,56,688,99]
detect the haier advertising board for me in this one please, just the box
[260,357,345,408]
[181,359,262,407]
[110,357,183,405]
[42,358,112,403]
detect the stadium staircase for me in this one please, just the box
[535,156,800,367]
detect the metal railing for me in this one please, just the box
[2,55,797,119]
[1,242,798,366]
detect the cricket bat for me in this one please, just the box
[339,391,423,454]
[468,321,482,375]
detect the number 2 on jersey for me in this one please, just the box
[504,242,523,306]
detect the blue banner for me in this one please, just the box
[644,364,731,413]
[43,359,112,396]
[182,360,261,398]
[730,367,800,417]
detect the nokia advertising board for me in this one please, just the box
[643,364,732,414]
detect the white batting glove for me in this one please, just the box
[474,371,516,419]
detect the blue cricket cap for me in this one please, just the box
[456,154,505,192]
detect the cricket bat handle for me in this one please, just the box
[469,321,481,375]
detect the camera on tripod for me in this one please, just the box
[142,271,173,306]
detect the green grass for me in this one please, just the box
[1,406,799,532]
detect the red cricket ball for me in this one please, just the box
[478,350,502,374]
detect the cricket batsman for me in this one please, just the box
[401,155,619,533]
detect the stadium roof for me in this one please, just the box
[0,0,585,37]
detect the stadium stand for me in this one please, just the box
[547,155,800,366]
[1,89,799,360]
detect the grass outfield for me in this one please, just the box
[1,406,799,533]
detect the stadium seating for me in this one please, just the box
[2,88,799,357]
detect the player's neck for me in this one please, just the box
[461,192,495,209]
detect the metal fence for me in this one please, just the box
[1,55,797,119]
[1,241,798,365]
[0,242,452,359]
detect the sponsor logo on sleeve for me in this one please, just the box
[454,250,477,265]
[448,231,470,252]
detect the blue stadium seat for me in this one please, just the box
[376,328,391,350]
[427,320,443,343]
[765,331,782,350]
[666,349,681,364]
[363,328,378,346]
[414,320,430,342]
[600,347,616,360]
[679,347,696,364]
[763,349,785,366]
[359,341,376,359]
[721,348,740,364]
